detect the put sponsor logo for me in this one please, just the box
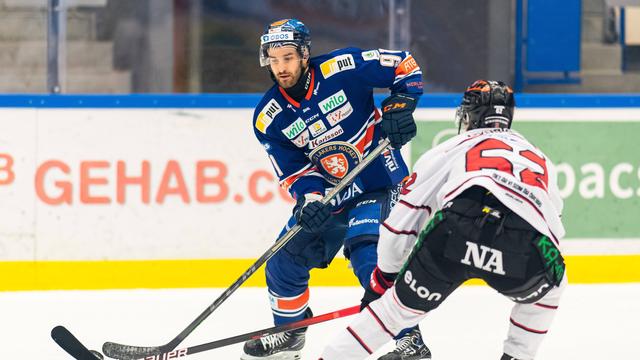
[326,102,353,126]
[256,99,282,134]
[281,118,306,139]
[319,90,348,114]
[320,54,355,79]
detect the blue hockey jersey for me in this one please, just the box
[253,47,423,205]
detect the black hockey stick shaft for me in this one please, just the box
[102,139,391,360]
[52,326,103,360]
[143,305,359,359]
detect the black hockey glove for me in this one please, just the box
[380,93,418,149]
[293,192,331,233]
[361,266,398,310]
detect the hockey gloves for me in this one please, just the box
[380,93,418,149]
[293,192,331,233]
[361,266,397,310]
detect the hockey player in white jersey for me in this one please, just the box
[320,80,567,360]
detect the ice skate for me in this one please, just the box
[240,328,305,360]
[378,327,431,360]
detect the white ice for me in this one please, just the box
[2,284,639,359]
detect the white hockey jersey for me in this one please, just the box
[378,128,565,273]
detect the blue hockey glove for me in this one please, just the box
[361,266,397,310]
[293,193,331,233]
[380,94,418,149]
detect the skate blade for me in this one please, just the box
[240,350,301,360]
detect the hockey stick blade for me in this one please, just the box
[102,343,164,360]
[102,140,390,360]
[104,305,359,359]
[51,325,104,360]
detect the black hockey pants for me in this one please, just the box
[394,186,566,312]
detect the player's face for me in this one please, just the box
[267,46,307,88]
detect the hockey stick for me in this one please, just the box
[51,325,104,360]
[102,139,391,360]
[136,305,359,359]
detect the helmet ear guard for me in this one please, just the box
[455,80,515,133]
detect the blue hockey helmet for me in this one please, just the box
[259,19,311,67]
[455,80,516,133]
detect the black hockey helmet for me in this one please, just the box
[455,80,516,133]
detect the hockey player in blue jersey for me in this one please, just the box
[242,19,430,360]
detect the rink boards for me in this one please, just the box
[0,95,639,290]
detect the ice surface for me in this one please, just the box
[2,284,639,359]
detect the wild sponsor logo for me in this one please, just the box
[281,118,306,139]
[310,141,361,185]
[318,89,348,114]
[309,125,344,148]
[309,119,328,137]
[256,99,282,134]
[326,102,353,127]
[319,54,355,79]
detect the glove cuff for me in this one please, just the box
[303,192,323,203]
[369,266,397,295]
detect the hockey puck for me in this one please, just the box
[90,350,104,360]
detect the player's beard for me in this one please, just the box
[276,61,305,89]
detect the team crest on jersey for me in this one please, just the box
[256,99,282,134]
[310,141,361,185]
[320,54,355,79]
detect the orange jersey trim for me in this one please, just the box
[395,55,420,77]
[276,288,310,311]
